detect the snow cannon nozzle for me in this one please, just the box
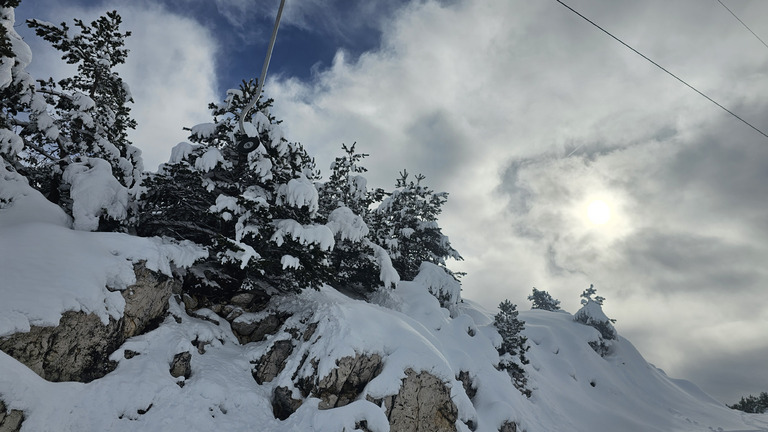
[236,136,261,154]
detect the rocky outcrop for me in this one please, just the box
[498,420,518,432]
[170,351,192,379]
[259,344,456,432]
[122,264,178,339]
[253,340,293,384]
[272,386,303,421]
[0,263,178,383]
[313,354,383,410]
[457,370,477,400]
[0,310,123,382]
[0,401,24,432]
[369,369,458,432]
[231,313,289,345]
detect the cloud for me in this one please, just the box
[266,0,768,403]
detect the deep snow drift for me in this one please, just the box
[1,170,767,432]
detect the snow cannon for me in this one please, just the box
[236,135,261,154]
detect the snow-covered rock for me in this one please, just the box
[0,400,24,432]
[0,263,179,383]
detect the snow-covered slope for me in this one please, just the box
[1,170,767,432]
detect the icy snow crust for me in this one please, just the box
[1,178,767,431]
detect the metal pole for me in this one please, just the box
[238,0,286,135]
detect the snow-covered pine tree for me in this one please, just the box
[140,80,334,298]
[494,299,531,397]
[369,170,462,281]
[528,287,561,311]
[9,11,141,231]
[729,392,768,414]
[0,0,31,171]
[574,284,617,357]
[317,143,398,296]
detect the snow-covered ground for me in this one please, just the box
[1,168,768,431]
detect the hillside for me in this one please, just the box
[2,172,767,432]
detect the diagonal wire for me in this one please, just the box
[553,0,768,140]
[716,0,768,51]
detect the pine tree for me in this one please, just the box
[574,284,617,357]
[369,170,462,281]
[1,0,34,169]
[317,143,397,296]
[139,80,334,298]
[528,287,561,311]
[729,392,768,414]
[494,299,531,397]
[5,11,140,231]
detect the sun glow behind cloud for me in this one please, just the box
[587,199,611,225]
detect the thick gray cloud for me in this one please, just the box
[267,0,768,404]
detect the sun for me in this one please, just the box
[587,200,611,225]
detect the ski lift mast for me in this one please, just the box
[236,0,286,153]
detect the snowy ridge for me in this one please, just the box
[2,249,768,431]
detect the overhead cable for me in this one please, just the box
[238,0,287,135]
[553,0,768,140]
[716,0,768,51]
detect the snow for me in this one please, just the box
[281,254,301,269]
[270,219,335,251]
[0,129,23,156]
[63,158,129,231]
[0,161,71,228]
[223,239,261,269]
[71,91,96,111]
[277,175,319,215]
[413,261,462,306]
[1,7,32,89]
[575,299,612,324]
[326,206,369,242]
[194,147,224,172]
[168,142,197,164]
[210,194,239,216]
[190,123,217,139]
[365,239,400,289]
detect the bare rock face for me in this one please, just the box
[0,309,123,382]
[0,263,178,383]
[231,313,289,345]
[253,340,294,384]
[498,420,518,432]
[314,354,383,410]
[122,263,177,339]
[457,370,477,400]
[272,386,303,421]
[370,369,458,432]
[0,401,24,432]
[170,351,192,379]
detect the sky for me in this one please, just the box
[12,0,768,405]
